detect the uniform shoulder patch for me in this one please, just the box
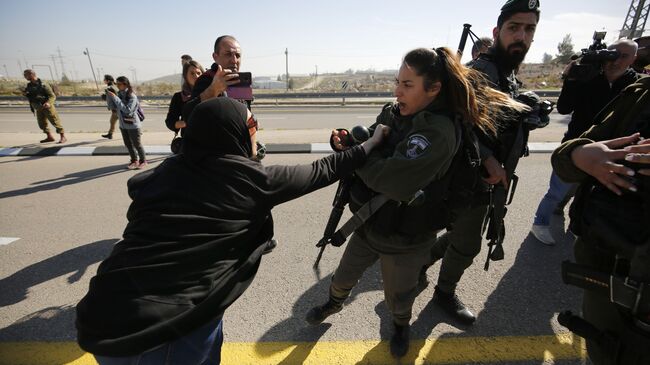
[405,134,430,159]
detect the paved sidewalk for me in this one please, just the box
[0,128,563,156]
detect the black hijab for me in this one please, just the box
[182,97,253,160]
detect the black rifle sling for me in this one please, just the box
[330,194,390,246]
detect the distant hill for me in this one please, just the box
[146,74,182,84]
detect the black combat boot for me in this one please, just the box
[432,286,476,325]
[389,322,410,358]
[262,238,277,255]
[305,299,343,325]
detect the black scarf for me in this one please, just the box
[182,97,253,160]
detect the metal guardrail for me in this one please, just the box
[0,90,560,102]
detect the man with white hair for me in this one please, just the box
[531,38,641,245]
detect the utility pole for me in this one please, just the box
[620,0,649,39]
[50,55,60,80]
[314,65,318,90]
[83,47,100,90]
[285,48,289,91]
[129,67,138,85]
[57,47,68,79]
[2,64,9,78]
[17,59,23,73]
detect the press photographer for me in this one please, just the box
[530,37,642,245]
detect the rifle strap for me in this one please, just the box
[331,194,390,246]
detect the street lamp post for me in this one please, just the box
[83,47,100,90]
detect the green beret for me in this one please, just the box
[501,0,539,13]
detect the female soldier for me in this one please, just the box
[306,47,526,358]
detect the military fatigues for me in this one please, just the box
[428,47,522,293]
[329,100,457,326]
[104,84,119,135]
[552,77,650,365]
[24,79,64,134]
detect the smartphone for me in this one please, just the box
[226,72,253,100]
[234,72,252,86]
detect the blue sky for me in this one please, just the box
[0,0,637,82]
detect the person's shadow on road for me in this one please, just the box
[0,239,117,307]
[404,218,583,365]
[254,264,384,365]
[0,157,165,199]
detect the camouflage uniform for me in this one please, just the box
[24,79,64,134]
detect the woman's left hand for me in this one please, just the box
[107,91,116,98]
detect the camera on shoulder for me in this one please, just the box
[567,31,620,82]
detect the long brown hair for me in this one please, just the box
[182,60,205,85]
[403,47,528,135]
[115,76,134,97]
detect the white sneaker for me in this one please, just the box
[531,224,556,245]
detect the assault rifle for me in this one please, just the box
[483,125,524,271]
[313,176,353,279]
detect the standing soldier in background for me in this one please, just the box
[471,37,493,60]
[101,74,119,139]
[421,0,543,325]
[22,69,66,144]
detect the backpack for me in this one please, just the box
[390,118,482,235]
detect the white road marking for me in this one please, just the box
[0,237,20,246]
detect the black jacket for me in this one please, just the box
[557,68,640,142]
[164,91,184,134]
[76,146,367,356]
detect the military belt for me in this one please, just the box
[562,261,650,315]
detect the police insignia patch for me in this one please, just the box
[405,134,430,159]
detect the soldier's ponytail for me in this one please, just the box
[403,47,527,134]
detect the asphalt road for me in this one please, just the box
[0,106,571,136]
[0,153,586,364]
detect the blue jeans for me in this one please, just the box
[95,319,223,365]
[533,172,573,226]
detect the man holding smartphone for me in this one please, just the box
[182,35,277,253]
[184,35,244,111]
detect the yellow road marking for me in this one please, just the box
[0,333,585,365]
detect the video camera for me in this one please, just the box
[567,31,620,81]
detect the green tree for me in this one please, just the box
[556,34,575,64]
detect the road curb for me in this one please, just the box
[0,143,561,157]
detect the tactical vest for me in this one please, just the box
[349,113,481,237]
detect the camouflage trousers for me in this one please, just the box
[36,106,64,134]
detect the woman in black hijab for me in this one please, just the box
[76,97,387,365]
